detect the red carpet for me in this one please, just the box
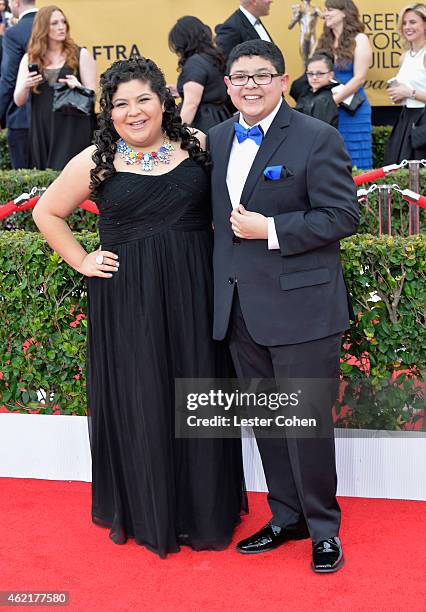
[0,479,425,611]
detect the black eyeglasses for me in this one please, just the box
[306,71,332,78]
[228,73,283,86]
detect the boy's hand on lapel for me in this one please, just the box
[230,205,268,240]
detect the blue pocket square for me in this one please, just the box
[264,165,283,180]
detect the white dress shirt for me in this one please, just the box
[226,99,282,250]
[19,8,38,21]
[239,5,271,42]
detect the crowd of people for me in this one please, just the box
[0,1,425,171]
[3,0,426,574]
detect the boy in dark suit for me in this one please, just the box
[208,40,358,573]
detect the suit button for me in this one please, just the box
[232,236,241,244]
[228,277,235,284]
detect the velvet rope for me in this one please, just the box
[0,196,99,220]
[353,168,386,186]
[353,162,407,186]
[401,190,426,209]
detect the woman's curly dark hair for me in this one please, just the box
[317,0,365,67]
[90,56,207,193]
[168,15,225,72]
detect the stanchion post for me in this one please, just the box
[378,186,392,236]
[408,160,420,234]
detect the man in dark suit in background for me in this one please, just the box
[0,0,37,168]
[208,40,359,572]
[215,0,274,60]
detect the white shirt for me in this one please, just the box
[226,99,282,249]
[396,48,426,109]
[19,8,37,21]
[239,5,271,42]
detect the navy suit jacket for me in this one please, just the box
[0,12,36,129]
[208,100,359,346]
[215,9,274,60]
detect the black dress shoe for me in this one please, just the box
[236,522,310,554]
[311,537,344,573]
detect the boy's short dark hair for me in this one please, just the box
[307,51,334,72]
[226,40,285,75]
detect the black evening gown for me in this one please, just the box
[30,55,95,170]
[383,106,426,164]
[87,158,247,557]
[177,52,231,132]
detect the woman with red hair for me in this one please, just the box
[14,5,96,169]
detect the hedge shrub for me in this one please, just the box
[371,125,392,169]
[0,230,94,415]
[0,130,10,171]
[1,167,425,236]
[340,234,425,429]
[353,168,426,235]
[0,230,424,430]
[0,169,98,233]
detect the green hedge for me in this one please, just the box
[1,167,425,237]
[371,125,392,169]
[0,231,93,415]
[0,129,10,171]
[353,168,426,235]
[0,169,98,233]
[0,231,424,429]
[340,234,425,429]
[1,169,58,232]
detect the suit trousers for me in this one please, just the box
[228,291,342,541]
[7,128,29,169]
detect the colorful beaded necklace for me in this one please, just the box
[116,137,175,172]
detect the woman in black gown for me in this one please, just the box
[169,16,232,131]
[33,57,247,558]
[14,5,96,170]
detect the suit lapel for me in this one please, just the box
[215,115,239,208]
[237,9,261,40]
[258,19,274,43]
[240,101,292,207]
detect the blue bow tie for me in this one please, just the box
[234,122,264,146]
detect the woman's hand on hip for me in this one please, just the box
[77,250,120,278]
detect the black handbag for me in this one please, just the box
[52,83,95,116]
[340,90,365,114]
[331,82,365,115]
[410,109,426,149]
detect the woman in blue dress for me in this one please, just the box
[317,0,373,169]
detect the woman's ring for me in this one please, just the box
[95,254,104,265]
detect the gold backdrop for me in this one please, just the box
[38,0,405,106]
